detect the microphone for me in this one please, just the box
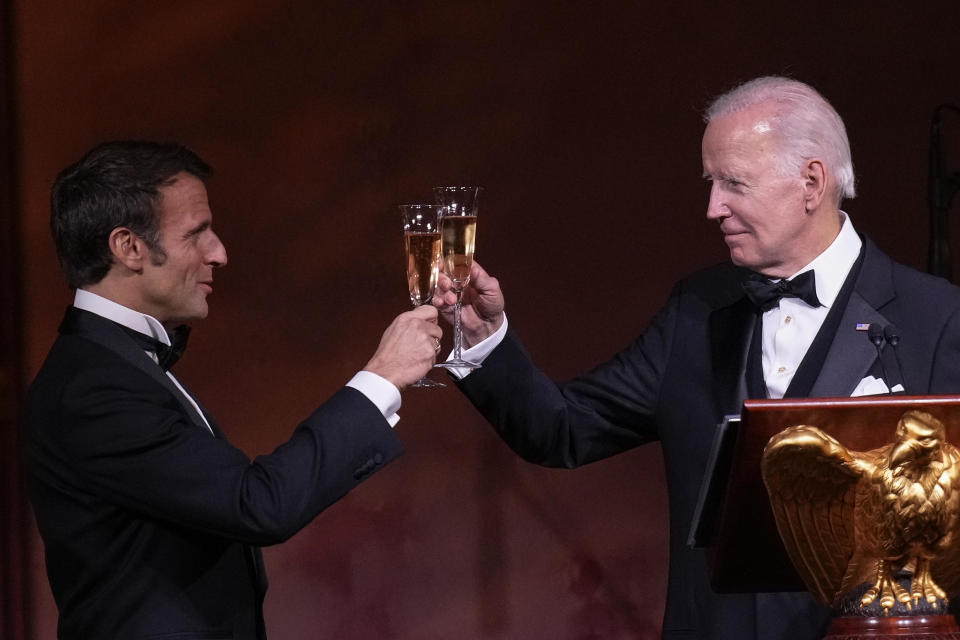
[867,324,890,387]
[882,324,899,348]
[883,324,907,394]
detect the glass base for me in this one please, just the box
[434,359,481,371]
[410,377,446,388]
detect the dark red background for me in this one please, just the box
[3,2,960,638]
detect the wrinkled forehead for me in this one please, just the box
[701,106,784,174]
[155,173,213,226]
[703,104,780,148]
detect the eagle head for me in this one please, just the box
[889,410,946,469]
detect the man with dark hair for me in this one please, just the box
[25,140,441,639]
[50,141,215,288]
[434,77,960,638]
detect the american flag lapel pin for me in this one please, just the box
[856,323,870,331]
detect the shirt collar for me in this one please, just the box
[73,289,172,346]
[788,211,862,309]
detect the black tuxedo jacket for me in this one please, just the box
[457,238,960,639]
[24,307,404,640]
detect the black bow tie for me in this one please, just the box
[121,325,191,371]
[741,270,821,312]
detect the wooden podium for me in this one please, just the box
[823,614,960,639]
[694,394,960,639]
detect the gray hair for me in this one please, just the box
[705,76,856,203]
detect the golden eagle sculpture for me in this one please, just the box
[761,410,960,615]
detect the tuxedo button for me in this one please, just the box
[373,453,383,464]
[784,315,792,324]
[353,460,375,479]
[777,366,786,373]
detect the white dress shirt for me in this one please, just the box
[73,289,402,429]
[760,212,861,398]
[445,312,510,380]
[453,213,863,400]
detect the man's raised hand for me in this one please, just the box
[433,261,504,349]
[364,305,442,390]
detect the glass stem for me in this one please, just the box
[453,290,464,360]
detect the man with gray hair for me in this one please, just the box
[433,76,960,638]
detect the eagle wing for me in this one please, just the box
[930,444,960,597]
[761,425,873,606]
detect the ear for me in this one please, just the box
[107,227,147,273]
[801,159,828,213]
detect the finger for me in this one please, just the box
[471,260,486,280]
[437,271,453,290]
[433,289,457,308]
[471,261,495,289]
[410,304,439,320]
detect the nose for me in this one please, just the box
[206,232,228,268]
[705,182,729,222]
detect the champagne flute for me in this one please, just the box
[433,186,482,370]
[400,204,445,387]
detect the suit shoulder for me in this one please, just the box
[891,261,960,292]
[889,260,960,306]
[32,331,130,375]
[672,261,749,307]
[28,333,158,403]
[862,237,960,300]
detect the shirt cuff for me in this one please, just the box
[346,371,401,427]
[446,313,509,380]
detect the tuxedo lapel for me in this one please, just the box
[808,239,896,398]
[706,238,897,407]
[192,396,228,440]
[60,307,213,433]
[709,296,757,417]
[808,291,890,397]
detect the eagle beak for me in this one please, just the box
[890,441,919,467]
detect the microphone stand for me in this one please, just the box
[927,103,960,281]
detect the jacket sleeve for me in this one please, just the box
[44,357,403,546]
[456,286,679,468]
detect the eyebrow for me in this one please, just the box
[185,220,211,237]
[702,172,737,181]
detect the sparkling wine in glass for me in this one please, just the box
[433,186,482,370]
[400,204,445,387]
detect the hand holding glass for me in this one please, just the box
[434,186,482,370]
[400,204,445,387]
